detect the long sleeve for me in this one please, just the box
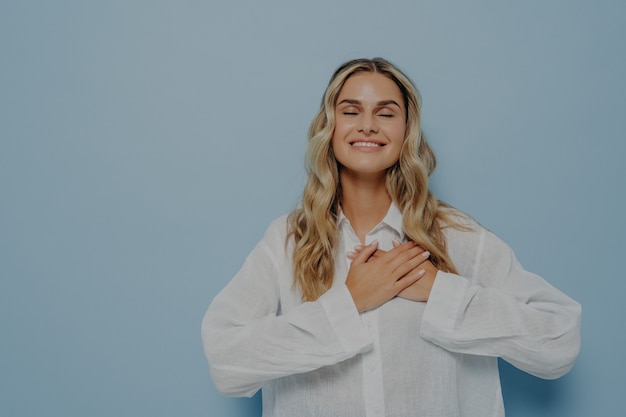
[201,218,373,397]
[420,226,581,379]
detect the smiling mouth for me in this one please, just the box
[350,141,385,147]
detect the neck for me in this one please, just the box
[340,170,392,244]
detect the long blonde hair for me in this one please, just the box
[288,58,466,302]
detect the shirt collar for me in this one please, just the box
[381,202,404,238]
[337,202,405,239]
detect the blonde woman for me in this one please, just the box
[202,58,581,417]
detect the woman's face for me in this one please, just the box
[332,72,406,179]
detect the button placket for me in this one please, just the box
[361,309,385,417]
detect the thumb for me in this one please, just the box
[352,240,378,264]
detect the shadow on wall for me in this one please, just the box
[231,392,262,416]
[498,359,570,416]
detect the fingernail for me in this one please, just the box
[353,245,363,251]
[422,251,430,258]
[346,251,356,258]
[417,269,425,277]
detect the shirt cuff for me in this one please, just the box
[420,271,469,342]
[318,285,373,355]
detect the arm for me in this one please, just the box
[201,221,373,397]
[419,227,581,379]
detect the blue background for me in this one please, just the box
[1,1,624,416]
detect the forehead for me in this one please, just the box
[337,72,403,102]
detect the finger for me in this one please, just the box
[384,242,420,267]
[390,249,431,279]
[414,245,430,257]
[348,248,386,261]
[346,245,364,259]
[346,245,363,259]
[386,241,419,257]
[394,268,425,291]
[352,240,378,264]
[390,242,428,257]
[375,241,413,264]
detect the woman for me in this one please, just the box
[201,58,581,417]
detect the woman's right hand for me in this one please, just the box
[345,241,429,313]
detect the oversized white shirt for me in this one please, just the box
[202,204,581,417]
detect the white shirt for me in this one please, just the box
[202,204,581,417]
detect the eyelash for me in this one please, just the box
[342,112,394,118]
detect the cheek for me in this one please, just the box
[390,125,406,145]
[333,118,350,137]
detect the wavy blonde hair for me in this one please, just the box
[288,58,467,302]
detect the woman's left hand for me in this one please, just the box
[347,240,438,302]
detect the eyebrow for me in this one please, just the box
[338,99,402,109]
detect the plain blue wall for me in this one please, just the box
[1,1,624,416]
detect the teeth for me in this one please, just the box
[351,141,381,147]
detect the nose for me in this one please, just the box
[359,114,378,134]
